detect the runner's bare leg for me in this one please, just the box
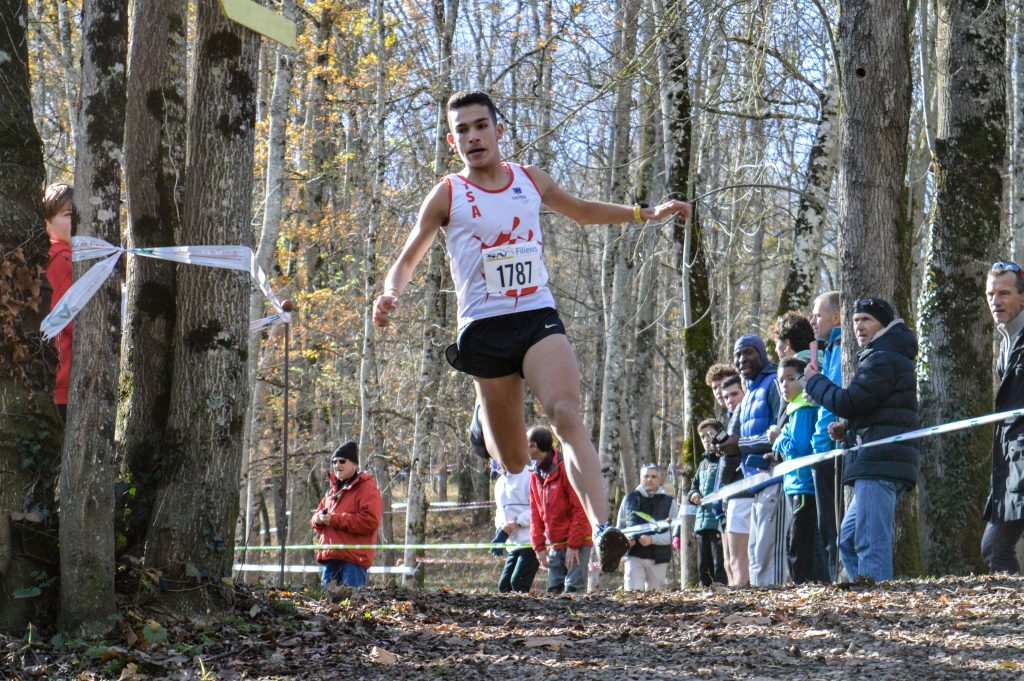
[474,375,529,473]
[522,334,610,527]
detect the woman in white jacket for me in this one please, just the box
[494,465,538,592]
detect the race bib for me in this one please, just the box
[481,242,544,294]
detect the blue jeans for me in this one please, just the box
[546,546,591,593]
[839,479,902,581]
[321,560,368,587]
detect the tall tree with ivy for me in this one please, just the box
[916,0,1003,574]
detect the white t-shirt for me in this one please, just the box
[442,163,556,330]
[494,470,533,546]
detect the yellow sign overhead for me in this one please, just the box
[218,0,297,49]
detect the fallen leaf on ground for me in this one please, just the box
[722,614,771,625]
[524,636,572,650]
[369,646,398,664]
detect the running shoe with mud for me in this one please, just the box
[594,523,630,573]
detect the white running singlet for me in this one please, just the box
[442,163,555,330]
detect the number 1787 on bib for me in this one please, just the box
[481,242,544,294]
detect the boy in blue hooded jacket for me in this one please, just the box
[769,357,828,583]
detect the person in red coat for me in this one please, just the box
[311,442,383,587]
[528,425,593,593]
[43,183,74,422]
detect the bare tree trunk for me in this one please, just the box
[838,0,911,327]
[776,74,841,315]
[119,0,186,554]
[142,0,259,607]
[917,0,1003,575]
[404,247,449,584]
[662,0,707,587]
[837,0,920,576]
[598,0,640,501]
[241,0,297,559]
[629,86,658,465]
[0,0,57,632]
[403,0,458,587]
[358,0,397,580]
[56,0,78,149]
[58,0,127,635]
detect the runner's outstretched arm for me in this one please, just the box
[373,181,449,327]
[524,165,691,225]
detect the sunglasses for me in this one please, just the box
[992,261,1022,274]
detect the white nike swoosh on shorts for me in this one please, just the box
[545,323,558,329]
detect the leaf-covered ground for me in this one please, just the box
[3,574,1024,679]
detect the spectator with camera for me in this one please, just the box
[687,419,729,586]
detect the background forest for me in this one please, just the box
[0,0,1019,636]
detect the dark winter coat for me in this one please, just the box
[618,487,676,563]
[804,320,919,488]
[987,323,1024,523]
[688,455,723,533]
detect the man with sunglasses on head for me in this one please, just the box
[802,297,919,583]
[616,463,678,590]
[982,262,1024,573]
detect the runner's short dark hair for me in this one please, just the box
[446,90,498,124]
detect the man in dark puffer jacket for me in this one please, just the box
[802,297,919,582]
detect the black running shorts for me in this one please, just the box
[445,307,566,379]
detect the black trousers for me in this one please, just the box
[812,458,841,581]
[695,529,727,586]
[981,519,1024,574]
[787,493,830,583]
[498,548,539,592]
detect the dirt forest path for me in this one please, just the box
[4,575,1023,679]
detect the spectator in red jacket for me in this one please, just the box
[44,183,74,422]
[311,442,383,587]
[529,425,593,593]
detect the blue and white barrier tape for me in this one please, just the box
[41,236,290,340]
[699,406,1024,506]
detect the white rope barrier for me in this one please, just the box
[41,236,290,340]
